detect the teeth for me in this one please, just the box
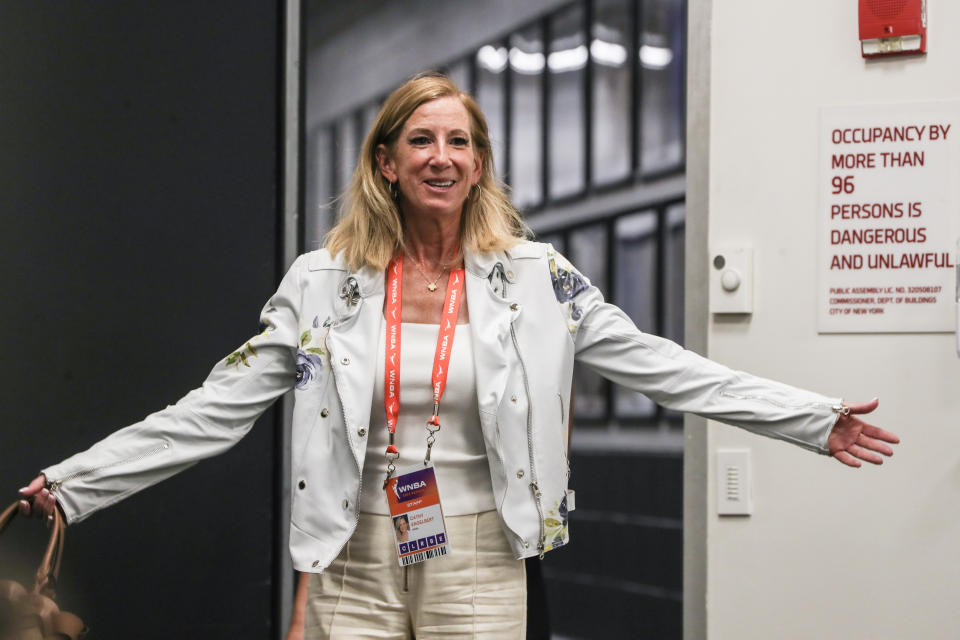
[426,180,454,187]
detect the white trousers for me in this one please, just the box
[304,510,527,639]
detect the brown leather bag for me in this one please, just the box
[0,501,87,640]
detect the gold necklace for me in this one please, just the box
[410,259,448,292]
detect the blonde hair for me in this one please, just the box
[324,72,527,271]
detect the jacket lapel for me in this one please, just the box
[465,249,520,415]
[324,264,384,466]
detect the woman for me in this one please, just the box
[19,72,899,638]
[393,515,410,543]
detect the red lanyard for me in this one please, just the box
[383,254,465,483]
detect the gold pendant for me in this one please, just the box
[427,283,438,292]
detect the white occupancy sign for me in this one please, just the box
[818,101,960,332]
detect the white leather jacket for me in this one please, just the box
[42,241,843,572]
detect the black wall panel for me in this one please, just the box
[0,2,282,637]
[543,452,683,639]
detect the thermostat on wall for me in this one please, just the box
[859,0,927,58]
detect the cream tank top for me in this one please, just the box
[359,320,497,516]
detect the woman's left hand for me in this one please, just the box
[827,398,900,467]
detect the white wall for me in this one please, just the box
[701,1,960,638]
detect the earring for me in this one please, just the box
[389,181,398,200]
[472,183,483,200]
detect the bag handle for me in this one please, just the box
[0,500,66,598]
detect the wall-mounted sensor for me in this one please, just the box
[710,247,753,314]
[720,269,741,292]
[859,0,926,58]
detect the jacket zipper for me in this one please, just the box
[559,394,570,480]
[718,389,826,411]
[48,441,170,493]
[501,267,547,558]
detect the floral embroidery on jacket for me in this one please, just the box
[226,342,258,368]
[295,316,328,390]
[295,351,324,389]
[569,301,583,322]
[548,253,589,303]
[542,494,570,553]
[548,249,589,336]
[225,324,272,368]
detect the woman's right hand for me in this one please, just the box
[18,474,59,522]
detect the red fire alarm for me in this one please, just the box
[859,0,927,58]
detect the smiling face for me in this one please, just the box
[376,96,483,223]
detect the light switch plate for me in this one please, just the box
[710,247,753,314]
[717,449,752,516]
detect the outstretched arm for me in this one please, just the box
[33,255,306,524]
[546,245,900,459]
[828,399,899,467]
